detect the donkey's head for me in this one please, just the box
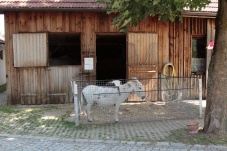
[131,77,146,100]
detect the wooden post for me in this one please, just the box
[199,78,202,118]
[72,81,79,126]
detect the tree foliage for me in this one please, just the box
[99,0,210,31]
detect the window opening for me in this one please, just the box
[192,37,206,73]
[48,33,81,66]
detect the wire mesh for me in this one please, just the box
[72,76,204,125]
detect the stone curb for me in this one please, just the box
[1,134,227,150]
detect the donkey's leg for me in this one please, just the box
[114,103,120,123]
[86,103,93,122]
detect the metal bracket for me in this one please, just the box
[47,93,66,96]
[20,93,37,97]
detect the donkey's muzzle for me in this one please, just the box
[141,96,145,100]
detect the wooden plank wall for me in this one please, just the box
[5,11,170,105]
[169,18,209,99]
[5,11,210,104]
[169,18,207,77]
[191,18,207,35]
[5,12,83,105]
[169,18,191,76]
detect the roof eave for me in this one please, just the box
[0,7,107,12]
[0,8,217,19]
[182,11,217,18]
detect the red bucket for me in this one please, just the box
[187,122,198,134]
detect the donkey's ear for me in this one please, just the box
[131,77,138,82]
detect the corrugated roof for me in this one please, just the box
[0,0,218,14]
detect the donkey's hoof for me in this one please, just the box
[88,119,92,122]
[115,121,118,124]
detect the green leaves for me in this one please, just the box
[153,0,160,5]
[98,0,211,31]
[112,1,120,9]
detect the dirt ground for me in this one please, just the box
[64,100,205,125]
[11,98,205,126]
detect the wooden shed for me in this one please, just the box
[0,0,217,105]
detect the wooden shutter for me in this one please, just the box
[13,33,48,67]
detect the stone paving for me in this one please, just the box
[1,134,227,151]
[1,92,227,151]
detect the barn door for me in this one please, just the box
[127,33,158,102]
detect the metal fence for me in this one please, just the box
[71,76,204,125]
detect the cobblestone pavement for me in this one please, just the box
[1,134,227,151]
[1,92,227,151]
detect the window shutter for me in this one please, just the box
[13,33,48,67]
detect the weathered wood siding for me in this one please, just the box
[169,18,191,76]
[127,33,158,65]
[169,18,208,76]
[4,11,215,104]
[191,18,207,35]
[5,12,83,105]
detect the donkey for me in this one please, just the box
[81,77,145,123]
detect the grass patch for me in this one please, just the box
[0,83,6,93]
[0,104,90,136]
[0,105,18,113]
[163,128,227,145]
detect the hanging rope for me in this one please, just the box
[161,63,182,102]
[162,62,176,77]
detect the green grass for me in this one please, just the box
[0,105,18,113]
[162,128,227,145]
[0,83,6,93]
[0,104,90,136]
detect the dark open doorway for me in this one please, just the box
[96,34,126,80]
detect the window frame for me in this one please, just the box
[48,32,81,67]
[191,35,206,73]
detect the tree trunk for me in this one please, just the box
[204,0,227,134]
